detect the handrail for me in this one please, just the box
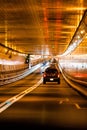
[0,63,43,86]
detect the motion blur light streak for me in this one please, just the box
[0,59,24,65]
[60,9,87,57]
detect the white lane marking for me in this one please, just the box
[59,98,81,110]
[59,98,69,104]
[74,103,81,109]
[59,100,63,104]
[0,78,42,113]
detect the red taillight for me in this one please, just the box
[43,73,46,77]
[58,74,59,77]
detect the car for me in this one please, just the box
[49,62,58,69]
[43,66,60,84]
[50,58,58,63]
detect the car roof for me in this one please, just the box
[45,66,58,71]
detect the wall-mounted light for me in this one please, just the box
[60,9,87,57]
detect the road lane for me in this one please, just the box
[0,70,87,129]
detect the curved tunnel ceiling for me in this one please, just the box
[0,0,87,56]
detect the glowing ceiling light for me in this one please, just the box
[77,35,80,39]
[60,9,87,57]
[73,42,77,47]
[66,7,86,11]
[80,30,85,34]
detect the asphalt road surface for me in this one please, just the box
[0,69,87,129]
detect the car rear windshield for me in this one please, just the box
[45,68,58,73]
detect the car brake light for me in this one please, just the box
[43,73,46,77]
[58,74,59,77]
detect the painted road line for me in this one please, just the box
[74,103,81,109]
[0,78,42,113]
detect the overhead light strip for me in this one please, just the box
[60,9,87,57]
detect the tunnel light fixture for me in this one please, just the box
[80,30,85,34]
[60,9,87,57]
[77,35,80,39]
[66,7,86,11]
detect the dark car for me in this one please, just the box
[43,66,60,84]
